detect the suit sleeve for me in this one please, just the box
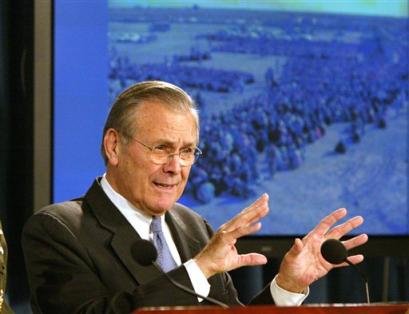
[22,213,200,314]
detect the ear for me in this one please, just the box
[103,128,121,166]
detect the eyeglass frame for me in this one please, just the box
[129,137,202,167]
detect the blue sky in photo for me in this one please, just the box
[109,0,408,17]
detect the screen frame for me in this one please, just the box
[34,0,52,211]
[33,0,409,258]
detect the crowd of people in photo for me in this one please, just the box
[109,54,254,95]
[108,11,408,204]
[187,54,408,203]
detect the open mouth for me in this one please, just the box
[154,182,177,190]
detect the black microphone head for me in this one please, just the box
[131,239,158,266]
[321,238,347,264]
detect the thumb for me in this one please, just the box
[238,253,267,267]
[289,238,304,256]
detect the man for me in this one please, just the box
[22,81,368,314]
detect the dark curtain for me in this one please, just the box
[0,0,33,308]
[231,255,409,303]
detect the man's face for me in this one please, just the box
[106,101,198,216]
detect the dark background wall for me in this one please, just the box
[0,0,33,308]
[0,1,407,312]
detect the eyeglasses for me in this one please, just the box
[131,138,202,167]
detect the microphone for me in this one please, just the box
[321,238,370,303]
[132,239,229,308]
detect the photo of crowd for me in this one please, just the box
[108,5,408,234]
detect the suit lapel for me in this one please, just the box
[84,179,205,286]
[166,208,202,263]
[84,179,161,285]
[110,225,160,284]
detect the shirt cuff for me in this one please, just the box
[270,275,309,306]
[184,259,210,302]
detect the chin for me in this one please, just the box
[151,199,176,215]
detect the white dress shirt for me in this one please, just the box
[100,175,308,305]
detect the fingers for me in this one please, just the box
[220,193,269,233]
[333,254,365,268]
[213,194,269,249]
[346,254,365,265]
[219,222,263,245]
[195,193,269,277]
[326,216,364,239]
[308,208,365,243]
[285,238,304,258]
[235,193,269,226]
[238,253,268,267]
[342,233,368,250]
[310,208,347,237]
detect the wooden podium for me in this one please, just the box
[135,304,409,314]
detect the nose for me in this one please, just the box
[162,153,183,173]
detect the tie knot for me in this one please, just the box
[150,216,163,234]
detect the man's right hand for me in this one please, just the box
[194,193,270,278]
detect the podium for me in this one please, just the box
[135,304,409,314]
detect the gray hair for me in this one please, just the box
[101,80,200,164]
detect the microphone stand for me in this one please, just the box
[132,239,229,308]
[345,258,370,304]
[152,262,229,308]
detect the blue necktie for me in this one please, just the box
[150,216,177,272]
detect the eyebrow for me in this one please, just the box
[153,139,197,148]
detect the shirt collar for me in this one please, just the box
[100,174,165,239]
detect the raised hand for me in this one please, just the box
[194,193,270,278]
[276,208,368,293]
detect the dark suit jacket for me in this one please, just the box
[22,179,272,314]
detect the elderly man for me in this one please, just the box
[22,81,367,314]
